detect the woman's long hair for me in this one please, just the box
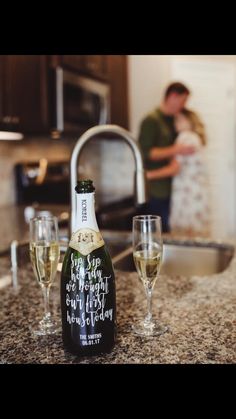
[180,108,206,146]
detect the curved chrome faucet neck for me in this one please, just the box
[70,124,146,233]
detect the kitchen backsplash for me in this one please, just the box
[0,137,135,207]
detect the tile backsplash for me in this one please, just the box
[0,136,135,208]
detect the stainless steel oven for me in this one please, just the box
[49,68,111,138]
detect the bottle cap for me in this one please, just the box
[75,179,95,194]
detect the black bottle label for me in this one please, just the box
[61,246,116,355]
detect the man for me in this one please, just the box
[138,82,195,232]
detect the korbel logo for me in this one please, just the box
[81,199,87,222]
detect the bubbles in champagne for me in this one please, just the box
[133,246,162,288]
[30,241,60,287]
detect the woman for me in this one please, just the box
[169,109,211,237]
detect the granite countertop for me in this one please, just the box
[0,204,236,364]
[1,247,236,364]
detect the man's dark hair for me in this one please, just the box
[164,82,190,98]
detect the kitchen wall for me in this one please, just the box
[128,55,169,138]
[0,136,135,208]
[128,55,236,137]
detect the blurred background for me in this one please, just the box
[0,55,235,239]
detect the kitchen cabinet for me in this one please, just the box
[0,55,50,134]
[83,55,108,80]
[107,55,128,128]
[61,55,108,80]
[61,55,85,72]
[0,55,129,136]
[59,55,128,128]
[0,59,3,125]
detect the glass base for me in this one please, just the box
[132,319,168,337]
[30,317,60,336]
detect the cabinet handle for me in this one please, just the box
[2,116,20,124]
[2,116,11,123]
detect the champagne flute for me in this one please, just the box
[29,216,60,336]
[132,215,168,337]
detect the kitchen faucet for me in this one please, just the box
[70,124,147,233]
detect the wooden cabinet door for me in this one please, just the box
[83,55,108,79]
[61,55,85,72]
[61,55,108,79]
[1,55,50,134]
[0,58,4,127]
[8,55,49,133]
[107,55,128,129]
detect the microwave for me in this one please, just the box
[49,67,111,139]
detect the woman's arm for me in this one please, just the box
[146,158,180,180]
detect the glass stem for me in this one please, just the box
[145,287,153,324]
[43,286,51,319]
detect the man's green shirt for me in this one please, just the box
[138,108,176,199]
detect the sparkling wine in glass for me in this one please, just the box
[29,216,60,336]
[132,215,168,337]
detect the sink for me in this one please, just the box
[105,233,235,277]
[5,231,234,278]
[160,243,234,276]
[60,231,234,277]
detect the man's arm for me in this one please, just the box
[138,116,195,162]
[146,158,180,180]
[149,143,196,161]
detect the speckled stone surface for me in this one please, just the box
[1,250,236,364]
[0,204,236,364]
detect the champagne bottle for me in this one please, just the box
[61,179,116,356]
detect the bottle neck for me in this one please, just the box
[74,192,99,232]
